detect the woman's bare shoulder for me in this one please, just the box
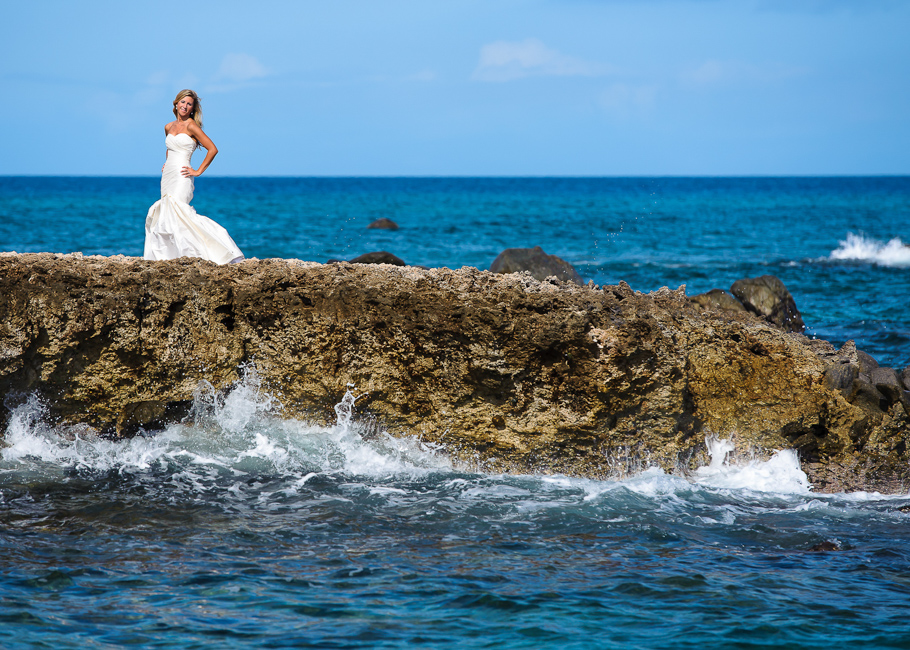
[164,120,176,134]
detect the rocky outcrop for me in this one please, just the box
[1,253,907,492]
[367,218,399,230]
[347,251,406,266]
[490,246,584,286]
[731,275,806,332]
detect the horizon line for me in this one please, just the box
[2,173,909,179]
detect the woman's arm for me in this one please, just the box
[182,122,218,178]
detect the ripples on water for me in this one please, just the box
[3,374,910,649]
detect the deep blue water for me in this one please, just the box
[2,176,910,648]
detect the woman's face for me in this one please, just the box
[176,95,195,118]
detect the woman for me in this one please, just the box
[144,89,244,264]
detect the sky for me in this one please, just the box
[2,0,908,176]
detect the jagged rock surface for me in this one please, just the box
[1,253,907,492]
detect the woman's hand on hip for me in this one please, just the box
[181,166,200,178]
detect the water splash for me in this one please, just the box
[704,435,735,471]
[1,380,812,497]
[333,383,358,428]
[0,373,449,487]
[694,435,811,494]
[829,232,910,267]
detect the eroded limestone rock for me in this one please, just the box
[0,253,907,492]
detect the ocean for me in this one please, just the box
[1,176,909,648]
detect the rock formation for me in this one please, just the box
[731,274,806,332]
[1,253,907,492]
[490,246,584,286]
[346,251,406,266]
[367,218,399,230]
[689,289,747,313]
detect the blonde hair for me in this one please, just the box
[172,89,203,129]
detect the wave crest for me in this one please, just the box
[829,232,910,267]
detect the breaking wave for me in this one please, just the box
[2,371,813,500]
[829,232,910,267]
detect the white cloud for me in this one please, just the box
[215,53,269,83]
[472,38,607,82]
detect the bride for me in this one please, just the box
[144,89,244,264]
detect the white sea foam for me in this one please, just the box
[0,379,821,500]
[0,373,450,487]
[828,232,910,267]
[693,435,811,494]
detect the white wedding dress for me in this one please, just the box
[144,133,244,264]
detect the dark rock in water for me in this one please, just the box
[850,376,888,415]
[856,350,880,374]
[872,368,903,402]
[809,541,840,552]
[349,251,406,266]
[490,246,583,285]
[689,289,746,312]
[824,363,858,397]
[730,275,805,332]
[368,218,399,230]
[871,367,910,416]
[901,367,910,391]
[900,366,910,390]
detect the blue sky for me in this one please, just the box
[2,0,908,176]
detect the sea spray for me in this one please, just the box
[829,232,910,267]
[0,371,450,490]
[694,435,811,494]
[3,375,819,496]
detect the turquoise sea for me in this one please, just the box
[1,176,910,648]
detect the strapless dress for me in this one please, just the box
[143,133,244,264]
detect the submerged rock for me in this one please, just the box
[490,246,583,286]
[731,274,806,333]
[367,218,399,230]
[0,253,908,493]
